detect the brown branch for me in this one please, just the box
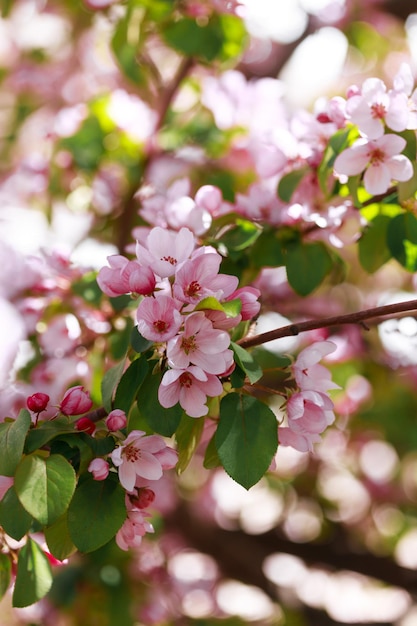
[238,298,417,349]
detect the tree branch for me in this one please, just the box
[238,298,417,350]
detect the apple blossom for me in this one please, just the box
[158,365,223,418]
[167,311,233,375]
[136,295,183,342]
[88,458,110,481]
[334,134,413,195]
[173,253,238,304]
[292,341,341,393]
[26,392,50,413]
[60,385,93,416]
[97,255,156,297]
[111,430,174,492]
[106,409,127,432]
[116,509,154,551]
[135,226,195,278]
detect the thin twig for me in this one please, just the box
[238,298,417,349]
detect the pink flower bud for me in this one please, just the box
[60,386,93,416]
[132,487,156,509]
[88,458,110,481]
[27,392,50,413]
[106,409,127,431]
[229,286,261,321]
[75,417,96,435]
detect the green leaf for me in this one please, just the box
[111,9,145,87]
[175,415,204,474]
[44,513,76,562]
[0,553,11,601]
[137,370,182,436]
[0,409,31,476]
[249,228,285,268]
[0,486,32,541]
[318,126,354,194]
[131,326,153,353]
[101,360,126,412]
[215,393,278,490]
[277,167,309,202]
[203,434,221,470]
[60,116,106,172]
[114,355,149,415]
[220,219,261,252]
[195,296,241,318]
[285,240,332,296]
[358,214,392,273]
[12,538,53,608]
[163,17,224,61]
[15,454,77,526]
[387,212,417,271]
[24,418,77,454]
[231,342,263,385]
[398,162,417,203]
[67,476,126,553]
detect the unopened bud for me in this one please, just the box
[75,417,96,435]
[106,409,127,431]
[27,392,50,413]
[60,386,93,416]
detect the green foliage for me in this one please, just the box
[249,227,285,268]
[0,552,11,601]
[277,167,309,202]
[60,116,106,172]
[284,240,333,295]
[44,514,77,561]
[318,126,355,194]
[387,212,417,271]
[101,360,126,413]
[15,454,77,526]
[175,414,205,474]
[13,538,53,608]
[137,369,183,436]
[67,476,126,553]
[113,355,149,415]
[358,214,392,273]
[231,342,263,384]
[111,6,145,87]
[162,14,246,62]
[216,393,278,489]
[0,486,33,541]
[0,409,31,476]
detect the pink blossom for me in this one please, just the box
[346,77,409,139]
[228,286,261,321]
[334,134,413,195]
[88,458,110,481]
[158,366,223,418]
[116,509,154,551]
[287,390,335,434]
[136,226,195,278]
[167,311,233,375]
[293,341,340,392]
[136,295,183,342]
[60,385,93,416]
[97,255,156,297]
[75,417,96,435]
[106,409,127,431]
[278,426,321,453]
[173,253,238,305]
[111,430,171,492]
[195,185,223,215]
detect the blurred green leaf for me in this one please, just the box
[358,214,392,273]
[175,414,204,474]
[387,212,417,271]
[277,167,309,202]
[137,370,183,436]
[285,240,332,295]
[0,553,11,601]
[114,355,149,415]
[0,486,33,541]
[44,513,77,562]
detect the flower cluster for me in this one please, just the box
[333,64,416,194]
[278,341,340,452]
[98,226,261,418]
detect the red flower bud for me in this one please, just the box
[75,417,96,435]
[60,386,93,416]
[134,487,156,509]
[27,392,50,414]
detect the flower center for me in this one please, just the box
[124,444,141,463]
[181,335,197,354]
[153,319,168,333]
[371,102,386,119]
[185,280,201,298]
[369,147,385,164]
[179,372,193,388]
[161,255,177,265]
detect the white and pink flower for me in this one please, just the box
[136,295,183,342]
[158,365,223,418]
